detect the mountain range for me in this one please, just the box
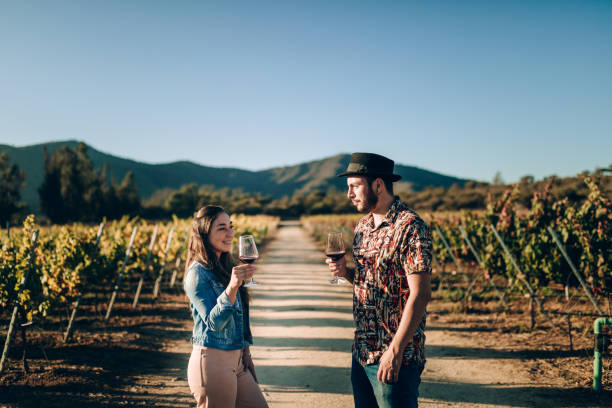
[1,141,469,211]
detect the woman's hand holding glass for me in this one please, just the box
[229,264,255,288]
[225,264,255,304]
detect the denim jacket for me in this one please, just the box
[184,261,253,350]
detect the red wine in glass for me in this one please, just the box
[325,251,345,261]
[326,232,346,284]
[239,256,258,264]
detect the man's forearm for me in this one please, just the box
[389,291,430,353]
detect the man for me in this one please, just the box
[327,152,432,408]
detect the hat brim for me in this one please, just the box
[336,171,401,182]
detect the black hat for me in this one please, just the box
[337,153,401,182]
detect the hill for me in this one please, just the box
[0,141,468,211]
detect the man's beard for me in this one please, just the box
[360,184,379,213]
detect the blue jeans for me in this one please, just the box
[351,357,424,408]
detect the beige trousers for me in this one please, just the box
[187,345,268,408]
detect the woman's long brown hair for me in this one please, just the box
[184,205,249,307]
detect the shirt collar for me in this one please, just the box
[365,196,402,230]
[386,196,402,221]
[383,196,402,225]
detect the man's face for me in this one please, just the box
[347,176,378,213]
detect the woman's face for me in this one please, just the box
[207,212,234,257]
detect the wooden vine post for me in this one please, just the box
[547,226,604,316]
[434,226,473,309]
[169,226,189,288]
[105,227,138,321]
[63,222,105,342]
[132,225,159,308]
[489,224,556,328]
[153,227,174,300]
[0,229,39,373]
[458,225,508,308]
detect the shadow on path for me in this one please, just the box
[258,365,352,395]
[256,336,352,352]
[427,344,590,360]
[251,317,353,328]
[421,380,611,407]
[250,305,352,313]
[253,294,351,301]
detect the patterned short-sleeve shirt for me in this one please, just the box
[352,197,433,366]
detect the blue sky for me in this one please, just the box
[1,0,611,183]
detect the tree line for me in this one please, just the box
[1,143,610,224]
[1,143,139,225]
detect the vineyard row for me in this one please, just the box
[0,214,279,372]
[302,176,611,317]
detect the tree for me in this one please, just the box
[39,146,86,223]
[116,171,140,215]
[166,183,200,218]
[39,143,140,222]
[0,152,26,225]
[492,171,505,186]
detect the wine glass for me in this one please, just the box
[326,232,346,284]
[239,235,260,287]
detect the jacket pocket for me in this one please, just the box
[209,279,227,295]
[222,315,235,338]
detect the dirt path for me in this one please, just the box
[422,329,583,407]
[248,221,354,407]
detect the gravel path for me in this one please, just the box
[249,221,354,407]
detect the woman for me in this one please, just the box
[184,205,268,408]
